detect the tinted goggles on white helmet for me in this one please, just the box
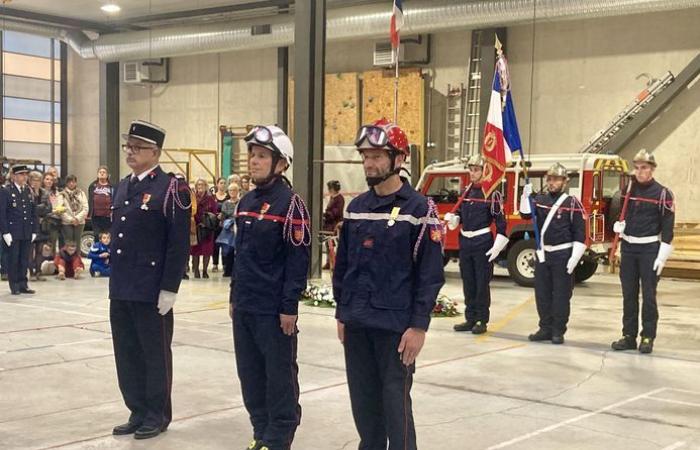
[245,126,283,155]
[354,125,401,152]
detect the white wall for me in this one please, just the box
[66,52,101,190]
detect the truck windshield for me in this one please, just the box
[426,176,462,203]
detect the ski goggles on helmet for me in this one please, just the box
[354,125,400,152]
[245,125,284,154]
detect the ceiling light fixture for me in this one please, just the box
[101,4,121,14]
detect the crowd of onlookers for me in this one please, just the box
[1,164,347,284]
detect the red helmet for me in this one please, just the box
[355,118,410,156]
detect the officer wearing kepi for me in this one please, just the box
[0,165,38,295]
[611,149,674,354]
[229,125,310,450]
[333,119,445,450]
[519,163,586,345]
[445,154,508,334]
[109,120,191,440]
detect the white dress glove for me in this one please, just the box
[566,242,588,274]
[486,234,509,262]
[31,233,37,243]
[3,233,12,247]
[519,184,533,215]
[158,290,177,315]
[653,242,673,276]
[613,221,626,234]
[444,212,461,231]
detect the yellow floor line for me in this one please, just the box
[476,295,535,343]
[205,300,229,309]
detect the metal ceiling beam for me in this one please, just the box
[0,7,118,32]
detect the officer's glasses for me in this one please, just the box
[355,125,400,152]
[122,143,157,154]
[245,126,283,155]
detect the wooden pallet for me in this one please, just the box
[663,223,700,280]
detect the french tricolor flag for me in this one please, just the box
[390,0,404,49]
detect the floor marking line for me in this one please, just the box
[476,296,535,343]
[661,442,686,450]
[667,388,700,396]
[418,343,526,369]
[0,301,105,319]
[646,397,700,408]
[486,387,667,450]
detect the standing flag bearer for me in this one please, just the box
[333,119,445,450]
[611,149,674,354]
[445,154,507,334]
[230,125,310,450]
[519,163,587,345]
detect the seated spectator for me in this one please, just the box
[87,232,111,277]
[39,243,57,276]
[54,241,85,280]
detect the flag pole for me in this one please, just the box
[495,34,541,250]
[394,41,400,123]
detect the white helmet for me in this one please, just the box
[245,125,294,166]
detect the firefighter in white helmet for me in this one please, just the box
[229,125,310,450]
[444,153,507,335]
[611,149,674,354]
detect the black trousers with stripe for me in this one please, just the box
[620,250,659,339]
[534,249,574,336]
[110,299,173,429]
[344,325,416,450]
[233,310,301,450]
[459,250,493,323]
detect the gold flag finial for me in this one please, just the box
[495,33,503,56]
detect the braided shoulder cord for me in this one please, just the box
[413,197,443,262]
[163,177,192,217]
[283,194,311,247]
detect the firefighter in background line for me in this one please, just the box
[333,119,445,450]
[611,149,674,354]
[519,163,586,345]
[229,125,310,450]
[445,154,508,334]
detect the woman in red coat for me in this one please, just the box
[322,180,345,269]
[190,179,218,278]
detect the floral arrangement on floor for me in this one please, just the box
[301,283,336,308]
[432,294,459,317]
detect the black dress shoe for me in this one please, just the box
[19,288,35,294]
[453,320,476,332]
[611,335,637,351]
[551,335,565,345]
[133,424,167,440]
[113,422,141,435]
[528,329,552,342]
[471,321,488,335]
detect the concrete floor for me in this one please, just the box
[1,264,699,450]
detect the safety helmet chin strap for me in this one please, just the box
[365,150,402,187]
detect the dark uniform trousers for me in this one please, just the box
[534,249,574,335]
[344,325,416,450]
[620,246,659,339]
[110,300,173,429]
[7,239,31,292]
[459,250,493,323]
[233,310,300,450]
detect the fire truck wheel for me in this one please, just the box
[574,260,598,283]
[507,239,537,287]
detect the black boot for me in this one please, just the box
[611,335,637,351]
[454,320,476,332]
[551,335,565,345]
[528,328,552,342]
[245,439,263,450]
[471,321,487,335]
[639,337,654,354]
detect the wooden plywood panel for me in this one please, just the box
[325,73,359,145]
[361,68,424,148]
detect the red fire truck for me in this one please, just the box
[416,153,629,286]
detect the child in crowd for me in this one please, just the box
[39,243,57,276]
[88,232,111,277]
[54,241,85,280]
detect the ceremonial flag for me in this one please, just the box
[390,0,404,49]
[481,45,523,196]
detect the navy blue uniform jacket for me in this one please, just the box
[456,184,507,253]
[622,179,674,254]
[521,191,586,246]
[109,166,191,303]
[0,184,38,240]
[230,177,311,316]
[333,180,445,333]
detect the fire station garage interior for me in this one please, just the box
[1,1,699,449]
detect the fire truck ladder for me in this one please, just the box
[580,53,700,154]
[579,72,674,154]
[461,30,483,158]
